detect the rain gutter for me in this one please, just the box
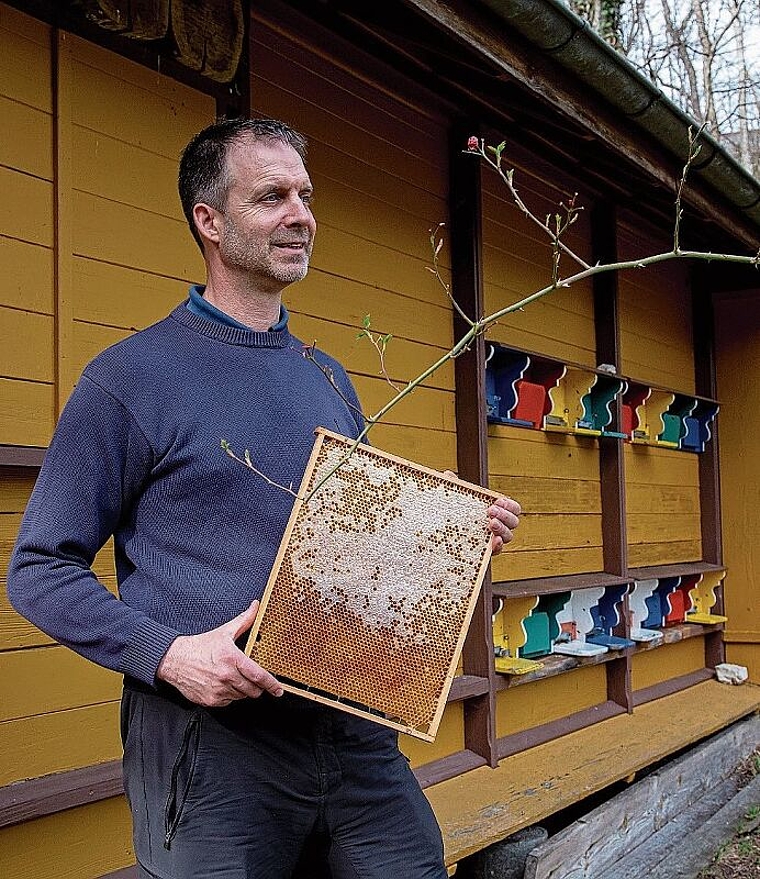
[476,0,760,233]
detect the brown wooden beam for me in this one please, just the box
[632,668,716,707]
[590,201,632,711]
[493,571,631,598]
[692,277,723,571]
[0,760,123,829]
[495,701,626,760]
[414,748,488,789]
[628,561,725,581]
[447,675,490,702]
[218,0,251,118]
[449,119,497,768]
[591,201,627,579]
[494,647,627,691]
[0,446,46,468]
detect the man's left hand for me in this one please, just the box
[487,496,521,554]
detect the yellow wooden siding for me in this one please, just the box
[1,236,54,314]
[630,637,706,691]
[0,12,215,837]
[64,32,211,416]
[1,470,117,650]
[251,14,455,479]
[481,139,596,367]
[0,795,133,879]
[617,220,695,393]
[489,427,603,581]
[0,94,53,180]
[0,702,122,786]
[726,644,760,684]
[0,308,54,383]
[401,702,465,767]
[0,6,55,446]
[495,665,607,737]
[625,444,702,567]
[481,143,600,582]
[0,6,52,113]
[2,646,122,722]
[0,379,54,446]
[715,291,760,680]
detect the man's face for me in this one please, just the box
[215,138,316,292]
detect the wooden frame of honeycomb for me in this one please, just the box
[245,428,501,741]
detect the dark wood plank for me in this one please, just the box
[606,654,633,713]
[692,277,724,573]
[0,445,46,468]
[449,119,497,768]
[493,572,631,599]
[632,668,715,707]
[447,675,490,702]
[0,760,123,829]
[704,629,724,670]
[414,748,488,790]
[628,562,725,581]
[494,648,627,690]
[632,621,719,653]
[495,701,626,760]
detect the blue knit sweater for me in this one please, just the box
[8,302,364,686]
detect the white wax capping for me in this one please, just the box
[290,445,490,643]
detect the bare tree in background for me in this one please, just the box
[569,0,760,177]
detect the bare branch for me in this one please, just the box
[221,440,299,498]
[466,139,590,272]
[300,342,369,417]
[427,223,475,327]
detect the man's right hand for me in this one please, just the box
[155,600,284,707]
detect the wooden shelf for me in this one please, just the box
[493,572,631,599]
[629,562,725,581]
[0,445,46,468]
[494,648,623,690]
[632,621,724,654]
[632,668,716,707]
[447,675,490,702]
[495,701,626,760]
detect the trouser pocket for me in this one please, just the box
[164,709,202,850]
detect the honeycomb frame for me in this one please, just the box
[245,428,501,741]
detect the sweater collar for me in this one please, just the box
[171,296,292,348]
[186,284,289,332]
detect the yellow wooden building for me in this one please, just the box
[1,1,758,876]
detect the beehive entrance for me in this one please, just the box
[245,428,500,740]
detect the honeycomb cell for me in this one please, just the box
[246,429,500,740]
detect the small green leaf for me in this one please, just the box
[356,331,368,341]
[221,438,229,450]
[362,314,371,329]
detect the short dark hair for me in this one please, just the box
[178,118,309,250]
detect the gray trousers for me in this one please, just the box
[121,682,447,879]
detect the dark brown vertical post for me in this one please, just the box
[449,121,497,767]
[592,202,633,711]
[692,274,725,668]
[592,201,627,579]
[692,280,723,568]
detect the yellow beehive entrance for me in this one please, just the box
[246,428,500,740]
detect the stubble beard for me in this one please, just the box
[220,219,312,287]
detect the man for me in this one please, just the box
[9,118,521,878]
